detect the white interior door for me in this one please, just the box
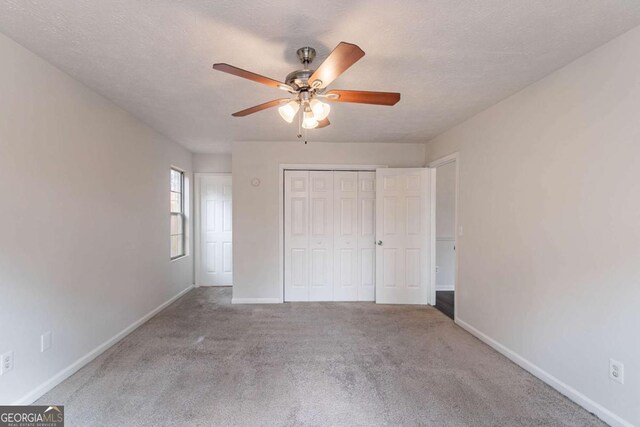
[197,174,232,286]
[375,168,432,304]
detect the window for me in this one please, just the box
[170,168,185,259]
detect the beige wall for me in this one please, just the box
[425,25,640,426]
[193,153,232,173]
[0,33,193,404]
[232,141,426,301]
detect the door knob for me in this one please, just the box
[377,240,383,246]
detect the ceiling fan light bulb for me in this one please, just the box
[310,99,330,121]
[278,100,299,123]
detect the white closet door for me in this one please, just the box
[309,171,334,301]
[358,172,376,301]
[285,171,310,301]
[334,172,359,301]
[197,175,233,286]
[284,169,380,302]
[375,168,432,304]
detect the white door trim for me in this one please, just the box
[194,172,232,287]
[428,152,460,320]
[279,164,387,302]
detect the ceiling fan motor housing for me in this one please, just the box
[283,46,322,90]
[285,47,318,90]
[285,69,314,90]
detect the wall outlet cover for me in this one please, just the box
[1,351,14,375]
[609,358,624,384]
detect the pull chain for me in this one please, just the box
[296,107,308,144]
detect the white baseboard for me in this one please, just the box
[196,283,232,287]
[232,297,282,304]
[14,284,194,405]
[456,319,633,427]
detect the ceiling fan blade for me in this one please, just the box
[324,90,400,106]
[316,118,330,128]
[308,42,365,89]
[213,63,291,90]
[231,98,289,117]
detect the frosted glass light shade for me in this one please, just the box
[310,99,330,121]
[278,100,299,123]
[302,109,318,129]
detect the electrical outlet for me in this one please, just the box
[435,266,440,273]
[0,351,14,375]
[610,359,624,384]
[41,331,52,352]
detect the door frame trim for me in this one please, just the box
[278,164,387,302]
[428,152,460,321]
[194,172,233,287]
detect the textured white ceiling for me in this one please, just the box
[1,1,640,153]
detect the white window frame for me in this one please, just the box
[170,167,186,260]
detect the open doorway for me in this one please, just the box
[431,155,458,319]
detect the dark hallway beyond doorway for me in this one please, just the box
[435,291,454,320]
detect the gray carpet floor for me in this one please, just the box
[37,287,605,426]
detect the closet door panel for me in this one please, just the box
[284,171,310,301]
[286,169,377,302]
[358,172,376,301]
[334,172,359,301]
[309,171,334,301]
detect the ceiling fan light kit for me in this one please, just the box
[310,99,330,121]
[302,106,319,130]
[278,100,299,123]
[212,42,400,140]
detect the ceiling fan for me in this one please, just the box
[212,42,400,137]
